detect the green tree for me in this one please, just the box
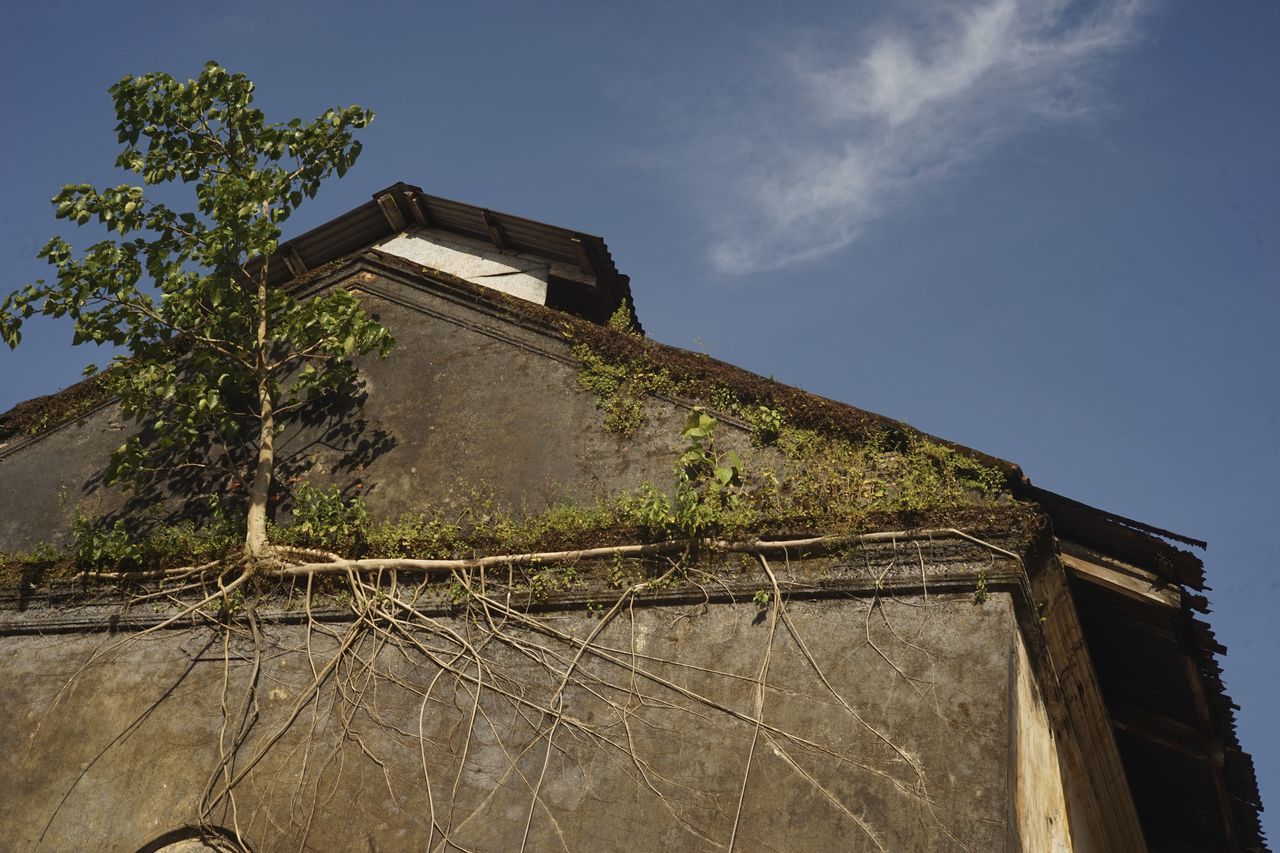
[0,62,393,560]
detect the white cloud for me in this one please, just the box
[697,0,1148,274]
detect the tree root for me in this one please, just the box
[43,527,1018,851]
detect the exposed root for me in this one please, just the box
[726,555,781,851]
[273,528,995,576]
[40,527,1020,850]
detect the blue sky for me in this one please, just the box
[2,0,1275,836]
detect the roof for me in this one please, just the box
[248,181,641,333]
[1067,544,1266,851]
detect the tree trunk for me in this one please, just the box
[244,258,274,559]
[244,377,275,559]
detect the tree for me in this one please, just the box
[0,62,393,560]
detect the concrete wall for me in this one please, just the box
[1,586,1024,852]
[0,398,132,552]
[1013,628,1075,852]
[0,259,705,553]
[0,261,1127,851]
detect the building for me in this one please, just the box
[0,184,1265,851]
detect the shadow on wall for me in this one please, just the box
[81,379,397,534]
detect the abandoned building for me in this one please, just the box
[0,183,1266,851]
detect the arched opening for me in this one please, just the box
[135,825,252,853]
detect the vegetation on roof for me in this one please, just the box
[2,400,1034,598]
[0,372,113,444]
[569,304,1021,481]
[0,250,1036,601]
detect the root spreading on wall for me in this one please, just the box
[26,529,1023,852]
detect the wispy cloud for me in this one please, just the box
[692,0,1148,274]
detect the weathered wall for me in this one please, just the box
[0,259,723,553]
[0,259,1118,851]
[1012,628,1075,851]
[0,398,131,552]
[1,586,1023,852]
[334,268,708,521]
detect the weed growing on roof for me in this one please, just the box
[674,409,744,535]
[572,342,686,435]
[272,481,369,553]
[522,563,583,601]
[760,425,1007,525]
[20,541,63,566]
[139,518,239,565]
[363,510,462,559]
[572,344,628,400]
[606,302,640,335]
[567,326,1015,495]
[0,372,115,442]
[707,384,739,415]
[602,396,646,434]
[1,396,1016,595]
[0,541,69,589]
[745,404,785,446]
[72,511,142,571]
[607,552,646,588]
[614,483,673,534]
[67,508,241,574]
[339,412,1007,564]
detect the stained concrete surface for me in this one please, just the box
[0,264,738,554]
[1,590,1018,852]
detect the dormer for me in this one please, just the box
[253,181,640,332]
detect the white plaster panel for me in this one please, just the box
[377,231,549,305]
